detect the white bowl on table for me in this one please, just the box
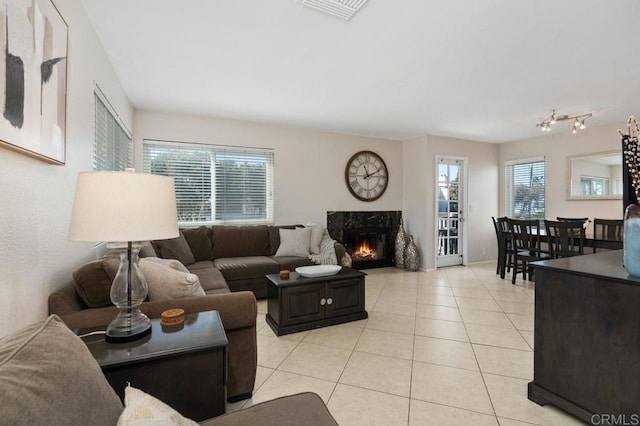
[295,265,342,278]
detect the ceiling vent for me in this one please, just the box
[298,0,369,20]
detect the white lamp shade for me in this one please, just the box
[68,171,179,242]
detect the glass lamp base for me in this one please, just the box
[105,309,152,343]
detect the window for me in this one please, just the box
[93,91,132,171]
[143,140,274,226]
[505,158,545,220]
[580,176,610,196]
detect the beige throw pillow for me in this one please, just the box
[139,259,205,301]
[142,256,190,273]
[309,226,324,255]
[117,386,198,426]
[275,227,312,257]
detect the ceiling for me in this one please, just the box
[81,0,640,143]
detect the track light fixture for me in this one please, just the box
[536,109,593,134]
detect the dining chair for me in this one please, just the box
[544,220,585,259]
[556,216,590,230]
[592,218,623,253]
[492,216,512,279]
[509,219,548,284]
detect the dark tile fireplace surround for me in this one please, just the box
[327,211,401,269]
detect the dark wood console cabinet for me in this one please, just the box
[529,251,640,422]
[265,268,368,335]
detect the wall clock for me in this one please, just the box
[345,150,388,201]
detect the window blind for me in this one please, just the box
[143,140,274,226]
[93,93,132,171]
[505,158,545,219]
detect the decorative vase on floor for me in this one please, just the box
[623,203,640,277]
[404,235,420,272]
[395,219,407,268]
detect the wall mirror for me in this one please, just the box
[566,150,623,200]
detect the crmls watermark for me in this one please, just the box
[591,414,640,426]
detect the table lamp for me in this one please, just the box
[68,169,179,342]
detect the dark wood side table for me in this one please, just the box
[266,267,368,336]
[78,310,228,421]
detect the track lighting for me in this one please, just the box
[536,109,592,134]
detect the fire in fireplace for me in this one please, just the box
[352,236,382,261]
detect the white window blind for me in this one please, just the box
[93,93,132,171]
[505,158,545,219]
[143,140,274,226]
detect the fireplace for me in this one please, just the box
[327,211,401,269]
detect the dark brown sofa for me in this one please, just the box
[151,225,346,299]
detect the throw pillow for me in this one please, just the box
[308,232,338,265]
[181,226,213,261]
[73,258,120,308]
[274,227,312,257]
[139,259,205,301]
[309,226,324,255]
[117,386,197,426]
[267,225,297,255]
[142,256,190,273]
[0,315,123,425]
[154,232,196,266]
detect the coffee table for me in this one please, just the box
[79,310,228,421]
[265,267,367,336]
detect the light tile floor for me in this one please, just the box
[227,262,584,426]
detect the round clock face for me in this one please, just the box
[345,150,389,201]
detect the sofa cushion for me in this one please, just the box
[117,386,198,426]
[139,259,205,301]
[0,315,123,425]
[155,232,196,266]
[187,261,230,292]
[73,258,119,308]
[182,226,213,261]
[214,256,280,281]
[275,227,312,257]
[212,225,270,258]
[272,256,314,271]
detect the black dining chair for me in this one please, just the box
[492,216,513,279]
[544,220,585,259]
[592,218,623,253]
[509,219,548,284]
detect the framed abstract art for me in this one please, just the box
[0,0,68,165]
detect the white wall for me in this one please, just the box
[0,0,131,336]
[133,111,403,227]
[499,121,625,235]
[403,135,500,270]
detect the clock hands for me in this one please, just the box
[364,167,382,179]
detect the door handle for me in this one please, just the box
[327,298,333,305]
[320,298,326,306]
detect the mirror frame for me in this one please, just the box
[566,150,623,201]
